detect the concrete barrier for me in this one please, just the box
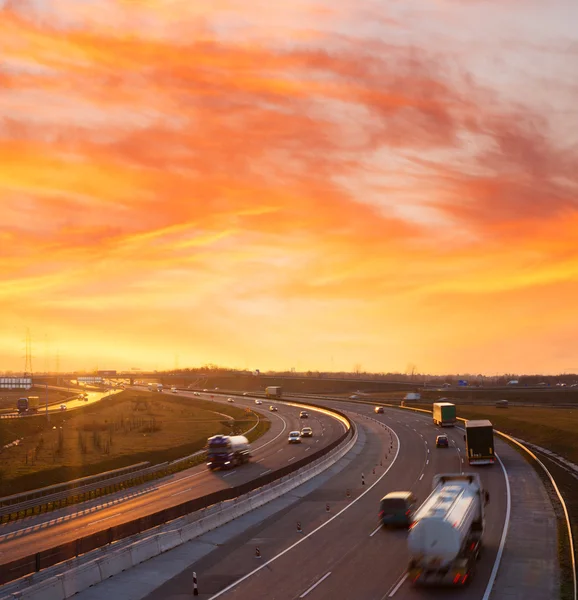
[129,536,161,567]
[0,423,358,600]
[9,576,65,600]
[97,547,132,580]
[60,561,101,597]
[158,530,182,553]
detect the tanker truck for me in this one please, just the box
[206,435,251,470]
[408,473,489,586]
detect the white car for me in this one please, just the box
[243,392,250,396]
[171,386,177,393]
[300,426,313,437]
[255,399,262,405]
[227,398,234,403]
[288,431,301,444]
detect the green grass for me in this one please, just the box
[452,405,578,465]
[0,390,268,496]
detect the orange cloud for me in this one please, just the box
[1,0,577,374]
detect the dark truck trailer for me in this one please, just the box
[465,420,495,465]
[206,435,251,470]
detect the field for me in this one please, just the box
[454,405,578,464]
[0,390,267,496]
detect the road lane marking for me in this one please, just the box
[386,572,408,597]
[299,572,332,598]
[419,473,424,481]
[222,471,237,478]
[369,523,382,537]
[170,487,192,497]
[426,459,429,465]
[482,453,511,600]
[288,457,296,462]
[262,469,272,475]
[91,512,122,526]
[256,458,265,463]
[209,424,401,599]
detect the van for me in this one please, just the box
[379,491,417,527]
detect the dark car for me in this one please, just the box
[436,434,449,448]
[379,492,417,527]
[299,411,309,418]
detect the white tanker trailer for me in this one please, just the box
[408,473,489,586]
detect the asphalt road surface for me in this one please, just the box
[0,393,345,564]
[142,400,510,600]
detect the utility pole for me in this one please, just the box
[24,328,33,376]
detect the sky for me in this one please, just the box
[1,0,578,375]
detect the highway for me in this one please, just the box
[142,400,510,600]
[0,392,345,565]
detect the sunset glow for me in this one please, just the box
[1,0,577,374]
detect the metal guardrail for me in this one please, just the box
[0,463,167,522]
[0,462,150,509]
[0,404,354,586]
[0,394,262,522]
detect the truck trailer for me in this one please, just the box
[432,402,456,427]
[265,386,282,399]
[465,420,495,465]
[408,473,488,586]
[206,435,251,470]
[147,383,163,392]
[17,396,40,414]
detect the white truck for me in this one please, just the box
[147,383,163,392]
[265,386,282,399]
[206,435,251,470]
[408,473,488,586]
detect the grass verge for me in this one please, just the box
[0,390,267,496]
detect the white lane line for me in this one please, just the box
[369,523,382,537]
[256,458,265,463]
[427,449,430,453]
[91,512,122,525]
[305,447,311,451]
[426,459,429,465]
[288,457,296,462]
[387,573,408,597]
[222,471,237,478]
[276,449,283,453]
[252,412,288,452]
[461,458,464,463]
[209,425,401,599]
[299,572,332,598]
[481,453,511,600]
[419,474,424,481]
[262,469,272,475]
[170,487,192,497]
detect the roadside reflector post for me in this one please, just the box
[326,503,330,512]
[297,521,303,533]
[255,547,261,559]
[193,572,199,596]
